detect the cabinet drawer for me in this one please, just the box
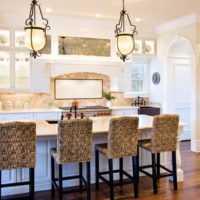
[123,109,138,116]
[0,113,33,121]
[34,112,61,120]
[112,108,138,116]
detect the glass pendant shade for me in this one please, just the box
[24,26,46,52]
[117,33,134,56]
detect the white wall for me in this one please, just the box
[150,21,199,150]
[149,23,196,109]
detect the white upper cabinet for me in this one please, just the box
[0,29,31,92]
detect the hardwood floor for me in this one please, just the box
[5,141,200,200]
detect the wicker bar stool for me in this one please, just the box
[95,117,139,200]
[138,114,179,194]
[0,122,36,200]
[51,119,93,200]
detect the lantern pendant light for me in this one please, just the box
[24,0,50,58]
[115,0,137,62]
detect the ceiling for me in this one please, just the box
[0,0,200,27]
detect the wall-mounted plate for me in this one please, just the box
[152,72,160,85]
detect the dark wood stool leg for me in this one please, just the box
[152,153,157,194]
[51,155,55,197]
[119,157,123,185]
[108,159,114,200]
[0,171,1,200]
[172,151,178,190]
[79,162,83,190]
[132,156,138,198]
[95,149,100,191]
[58,164,63,200]
[157,153,160,178]
[86,162,91,200]
[29,168,35,200]
[136,146,140,183]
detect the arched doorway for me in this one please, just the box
[166,36,195,141]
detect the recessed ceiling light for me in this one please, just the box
[95,14,101,18]
[46,8,52,13]
[135,18,141,22]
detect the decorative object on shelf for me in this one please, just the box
[15,31,25,47]
[24,0,50,58]
[103,91,116,107]
[24,102,31,110]
[0,30,10,46]
[152,72,160,85]
[115,0,137,62]
[58,36,110,57]
[144,40,155,55]
[0,101,2,111]
[133,40,142,54]
[4,101,13,111]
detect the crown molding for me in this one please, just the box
[155,13,197,35]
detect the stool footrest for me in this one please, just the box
[139,164,174,178]
[159,164,173,174]
[52,175,87,194]
[1,181,31,188]
[139,169,153,177]
[1,196,31,200]
[99,169,120,175]
[53,175,80,182]
[98,170,134,186]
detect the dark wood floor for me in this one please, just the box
[6,141,200,200]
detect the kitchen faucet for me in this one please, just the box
[134,96,145,106]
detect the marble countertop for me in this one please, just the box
[110,106,138,110]
[34,115,187,138]
[0,108,62,114]
[0,106,161,114]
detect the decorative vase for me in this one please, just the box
[106,100,112,107]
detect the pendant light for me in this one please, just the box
[24,0,50,58]
[115,0,137,62]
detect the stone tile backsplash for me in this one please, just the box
[0,72,149,110]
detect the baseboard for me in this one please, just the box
[191,140,200,152]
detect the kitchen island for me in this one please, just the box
[1,115,186,196]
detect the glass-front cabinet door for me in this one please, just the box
[15,52,30,89]
[0,29,31,92]
[0,51,10,88]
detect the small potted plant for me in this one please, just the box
[103,91,116,107]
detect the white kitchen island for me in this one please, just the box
[2,115,186,196]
